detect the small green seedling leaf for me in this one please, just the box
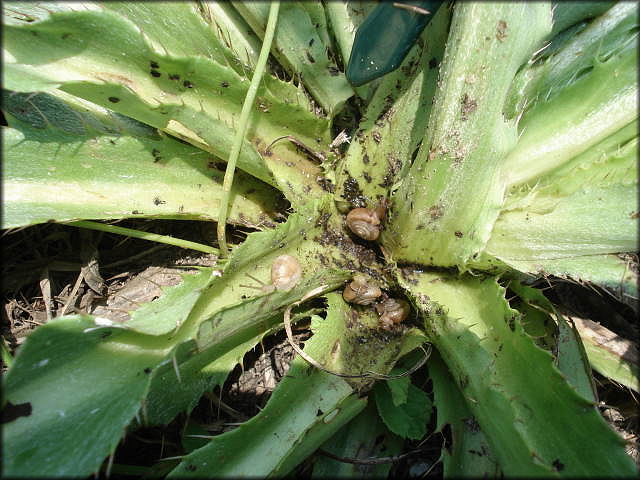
[387,375,410,407]
[373,380,432,440]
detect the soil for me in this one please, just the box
[1,220,638,477]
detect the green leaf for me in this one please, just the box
[551,1,616,35]
[99,2,249,73]
[1,316,167,477]
[387,375,410,407]
[196,1,262,70]
[167,298,366,477]
[572,317,639,393]
[2,4,332,202]
[142,334,259,427]
[323,1,378,100]
[502,120,637,204]
[508,280,597,402]
[170,381,364,477]
[507,2,636,118]
[485,183,637,261]
[387,3,552,267]
[430,351,501,478]
[126,269,215,336]
[373,381,431,440]
[1,92,280,229]
[400,270,636,476]
[233,1,354,115]
[497,254,638,312]
[333,5,451,210]
[502,38,638,188]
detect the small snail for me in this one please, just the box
[346,208,381,241]
[375,298,410,330]
[343,275,382,305]
[270,254,302,291]
[345,199,387,241]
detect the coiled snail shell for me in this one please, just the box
[346,208,381,241]
[376,298,410,329]
[271,254,302,291]
[343,275,382,305]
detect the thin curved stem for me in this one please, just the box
[283,287,431,380]
[217,1,281,256]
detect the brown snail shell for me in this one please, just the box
[271,254,302,291]
[343,275,382,305]
[376,298,410,329]
[346,208,381,241]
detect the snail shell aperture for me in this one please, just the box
[346,208,381,241]
[343,275,382,305]
[271,254,302,291]
[376,298,410,329]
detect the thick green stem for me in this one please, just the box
[217,1,280,256]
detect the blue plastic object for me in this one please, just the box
[346,1,445,86]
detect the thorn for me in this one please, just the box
[140,397,148,425]
[105,450,115,479]
[158,455,185,462]
[172,353,182,383]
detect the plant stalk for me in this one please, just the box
[217,1,280,256]
[67,220,219,254]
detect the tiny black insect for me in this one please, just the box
[306,51,316,64]
[108,96,120,103]
[151,148,162,162]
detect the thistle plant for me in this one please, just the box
[2,1,638,477]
